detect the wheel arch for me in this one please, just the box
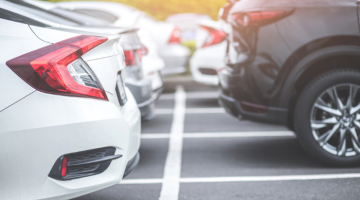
[279,36,360,130]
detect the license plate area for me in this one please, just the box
[116,74,127,106]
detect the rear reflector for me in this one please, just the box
[61,156,68,177]
[232,9,294,27]
[201,26,227,48]
[6,35,108,100]
[168,26,182,44]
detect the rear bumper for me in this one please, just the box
[218,67,288,124]
[139,86,163,121]
[0,89,141,200]
[123,152,140,178]
[160,45,190,76]
[219,91,288,124]
[190,42,226,86]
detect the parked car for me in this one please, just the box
[0,9,140,199]
[54,1,191,76]
[190,19,229,86]
[166,13,211,41]
[5,0,163,120]
[218,0,360,166]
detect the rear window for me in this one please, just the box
[0,8,49,27]
[73,9,119,23]
[5,0,81,26]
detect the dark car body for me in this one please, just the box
[218,0,360,129]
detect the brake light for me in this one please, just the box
[61,156,68,177]
[232,9,294,27]
[6,35,108,100]
[135,45,148,62]
[201,26,227,48]
[168,26,182,44]
[124,50,137,66]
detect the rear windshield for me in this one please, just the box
[0,8,49,27]
[73,9,119,23]
[5,0,81,26]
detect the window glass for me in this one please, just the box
[73,9,119,23]
[0,8,49,27]
[5,0,81,26]
[50,8,112,25]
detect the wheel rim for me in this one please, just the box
[311,84,360,157]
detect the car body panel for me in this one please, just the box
[0,17,140,199]
[5,0,161,120]
[219,0,360,125]
[0,19,43,111]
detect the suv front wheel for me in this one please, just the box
[295,69,360,167]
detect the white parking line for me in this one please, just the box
[159,86,186,200]
[140,131,295,139]
[120,173,360,184]
[121,179,163,184]
[156,108,225,115]
[159,92,218,100]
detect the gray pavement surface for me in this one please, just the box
[74,78,360,200]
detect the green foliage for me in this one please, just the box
[43,0,227,21]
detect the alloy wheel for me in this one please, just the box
[311,84,360,157]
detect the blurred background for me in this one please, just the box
[43,0,227,62]
[44,0,226,21]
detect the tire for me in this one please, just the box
[294,69,360,167]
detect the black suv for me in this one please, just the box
[218,0,360,166]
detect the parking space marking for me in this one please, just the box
[156,108,225,115]
[141,131,295,139]
[121,179,164,184]
[159,92,218,100]
[121,173,360,184]
[159,86,186,200]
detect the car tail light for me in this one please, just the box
[201,26,227,48]
[168,26,182,44]
[6,35,108,100]
[232,9,294,27]
[124,50,137,66]
[136,45,148,62]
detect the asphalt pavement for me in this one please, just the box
[74,76,360,200]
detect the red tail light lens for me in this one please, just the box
[61,156,68,177]
[201,26,227,48]
[168,26,182,44]
[124,50,137,66]
[135,45,148,62]
[6,35,108,100]
[232,9,294,27]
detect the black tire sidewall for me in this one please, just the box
[295,69,360,167]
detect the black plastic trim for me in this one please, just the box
[68,154,122,167]
[49,147,122,180]
[123,152,140,178]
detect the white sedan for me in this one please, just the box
[55,1,191,76]
[190,19,236,86]
[20,0,164,120]
[0,9,140,200]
